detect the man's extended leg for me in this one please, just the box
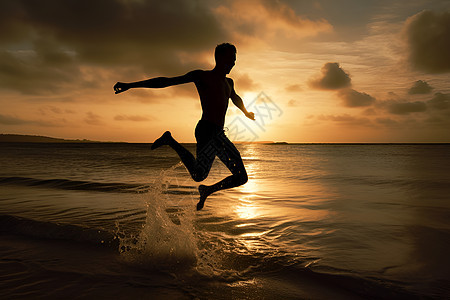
[197,134,248,210]
[151,131,213,182]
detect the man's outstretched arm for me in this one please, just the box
[229,79,255,120]
[114,70,199,94]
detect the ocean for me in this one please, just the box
[0,142,449,299]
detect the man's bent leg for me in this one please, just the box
[197,135,247,210]
[151,131,213,181]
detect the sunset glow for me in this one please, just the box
[1,0,449,143]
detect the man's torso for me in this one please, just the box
[193,70,232,128]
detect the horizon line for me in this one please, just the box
[1,134,449,144]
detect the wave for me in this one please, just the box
[0,214,118,248]
[0,214,429,299]
[0,176,197,195]
[275,264,424,300]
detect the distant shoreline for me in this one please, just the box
[1,134,448,144]
[0,134,280,144]
[0,134,105,143]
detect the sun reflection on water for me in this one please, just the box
[234,195,260,220]
[235,153,262,221]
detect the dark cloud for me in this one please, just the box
[427,92,450,110]
[0,114,29,125]
[408,80,433,94]
[387,101,427,115]
[1,0,226,65]
[338,88,375,107]
[0,113,64,127]
[309,62,351,90]
[405,10,450,73]
[0,0,228,94]
[379,93,449,117]
[0,49,80,94]
[114,115,152,122]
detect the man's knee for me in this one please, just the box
[192,174,206,182]
[237,170,248,185]
[192,169,209,182]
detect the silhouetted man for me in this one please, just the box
[114,43,254,210]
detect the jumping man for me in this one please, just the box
[114,43,254,210]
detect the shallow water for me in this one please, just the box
[1,142,449,299]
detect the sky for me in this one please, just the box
[1,0,449,143]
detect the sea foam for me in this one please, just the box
[117,162,198,269]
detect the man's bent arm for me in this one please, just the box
[230,81,255,120]
[114,70,199,94]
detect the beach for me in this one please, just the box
[1,142,449,299]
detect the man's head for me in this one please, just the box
[214,43,236,74]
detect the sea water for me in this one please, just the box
[0,142,449,299]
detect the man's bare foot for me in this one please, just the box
[151,131,172,150]
[197,184,211,210]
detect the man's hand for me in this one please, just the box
[245,111,255,120]
[114,82,129,94]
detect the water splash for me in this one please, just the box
[117,162,197,269]
[115,162,247,280]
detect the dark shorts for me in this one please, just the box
[194,119,244,176]
[195,119,223,151]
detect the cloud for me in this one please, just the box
[84,112,103,125]
[408,80,433,94]
[287,99,299,107]
[215,0,332,43]
[285,84,302,92]
[4,0,225,66]
[0,0,229,94]
[338,88,375,107]
[374,118,400,128]
[362,108,377,116]
[39,106,76,116]
[234,73,259,91]
[378,93,448,117]
[309,63,351,90]
[405,10,450,73]
[0,114,30,125]
[386,101,427,115]
[114,115,152,122]
[0,49,80,94]
[0,113,64,127]
[317,114,372,127]
[427,92,450,110]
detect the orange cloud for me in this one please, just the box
[234,73,260,91]
[84,112,103,126]
[285,84,303,92]
[114,115,153,122]
[287,99,299,107]
[317,114,372,127]
[0,114,65,127]
[215,0,332,44]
